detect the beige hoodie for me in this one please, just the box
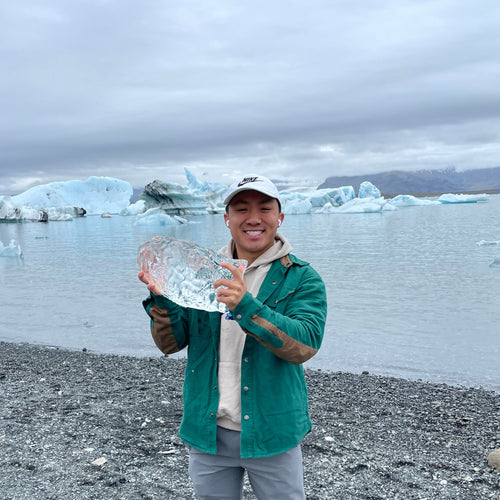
[216,234,293,431]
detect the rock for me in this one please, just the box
[487,449,500,470]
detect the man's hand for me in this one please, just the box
[214,263,247,312]
[138,270,163,296]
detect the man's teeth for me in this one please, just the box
[245,231,263,235]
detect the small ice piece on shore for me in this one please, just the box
[138,236,247,312]
[91,457,107,467]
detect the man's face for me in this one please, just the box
[225,190,284,264]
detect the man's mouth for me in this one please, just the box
[245,230,263,236]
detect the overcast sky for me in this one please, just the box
[1,0,500,194]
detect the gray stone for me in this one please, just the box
[487,449,500,470]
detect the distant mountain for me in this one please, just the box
[318,166,500,195]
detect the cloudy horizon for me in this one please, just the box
[1,0,500,194]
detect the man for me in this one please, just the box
[139,174,327,499]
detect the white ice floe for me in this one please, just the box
[133,208,191,226]
[438,193,489,204]
[489,257,500,268]
[476,240,500,246]
[0,239,23,258]
[388,195,440,207]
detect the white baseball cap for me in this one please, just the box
[224,175,280,206]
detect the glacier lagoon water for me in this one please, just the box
[1,195,499,392]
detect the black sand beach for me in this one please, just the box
[1,341,499,499]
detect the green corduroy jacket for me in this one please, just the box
[143,253,327,458]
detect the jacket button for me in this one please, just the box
[244,357,249,363]
[243,386,249,392]
[244,415,250,420]
[272,281,277,285]
[236,314,242,320]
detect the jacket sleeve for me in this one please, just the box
[142,293,190,354]
[231,264,327,365]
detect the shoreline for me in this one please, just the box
[1,341,499,499]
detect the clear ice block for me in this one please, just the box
[138,236,247,312]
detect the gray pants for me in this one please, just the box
[188,426,306,500]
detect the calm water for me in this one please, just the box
[1,196,499,392]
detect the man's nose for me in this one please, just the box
[246,210,262,223]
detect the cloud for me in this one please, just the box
[1,0,500,193]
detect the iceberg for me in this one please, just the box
[138,236,247,312]
[358,181,381,199]
[141,168,228,215]
[281,194,313,214]
[309,187,356,207]
[280,185,356,214]
[8,176,133,218]
[438,193,489,204]
[1,196,49,222]
[388,195,440,207]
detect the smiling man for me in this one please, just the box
[140,174,327,499]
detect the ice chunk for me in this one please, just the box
[134,208,190,226]
[476,240,500,246]
[0,239,23,258]
[121,199,146,216]
[358,181,381,199]
[315,202,336,214]
[138,236,247,312]
[439,193,489,204]
[333,197,386,213]
[282,196,312,214]
[489,257,500,268]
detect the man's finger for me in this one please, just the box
[220,261,245,279]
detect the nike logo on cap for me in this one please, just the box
[237,176,262,187]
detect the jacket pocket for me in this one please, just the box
[266,287,297,312]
